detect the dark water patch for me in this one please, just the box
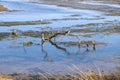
[50,17,104,22]
[69,14,81,17]
[51,18,80,21]
[0,32,10,40]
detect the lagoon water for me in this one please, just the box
[0,0,120,74]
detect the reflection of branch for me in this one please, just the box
[41,46,53,61]
[49,40,71,55]
[23,43,27,54]
[56,41,81,55]
[83,43,96,53]
[42,39,82,56]
[92,45,96,51]
[75,45,81,55]
[56,41,97,54]
[49,40,66,51]
[41,46,48,60]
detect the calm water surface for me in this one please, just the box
[0,0,120,74]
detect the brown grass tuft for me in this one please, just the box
[0,4,8,11]
[7,71,120,80]
[0,75,12,80]
[76,71,120,80]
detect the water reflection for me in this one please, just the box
[41,45,53,62]
[40,31,98,61]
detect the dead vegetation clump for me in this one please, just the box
[2,71,119,80]
[75,71,120,80]
[0,75,12,80]
[0,4,8,11]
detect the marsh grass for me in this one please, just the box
[4,66,120,80]
[7,71,120,80]
[0,74,12,80]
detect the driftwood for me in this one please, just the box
[41,30,108,54]
[41,30,71,46]
[49,30,71,39]
[41,31,101,55]
[41,30,97,47]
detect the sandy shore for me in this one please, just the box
[0,4,8,11]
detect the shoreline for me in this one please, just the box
[0,71,120,80]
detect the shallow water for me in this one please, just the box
[0,1,120,74]
[79,1,120,8]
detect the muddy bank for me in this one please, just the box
[34,0,120,16]
[0,20,51,26]
[0,4,8,11]
[95,0,120,4]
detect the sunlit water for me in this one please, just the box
[0,0,120,74]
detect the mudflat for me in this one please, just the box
[37,0,120,16]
